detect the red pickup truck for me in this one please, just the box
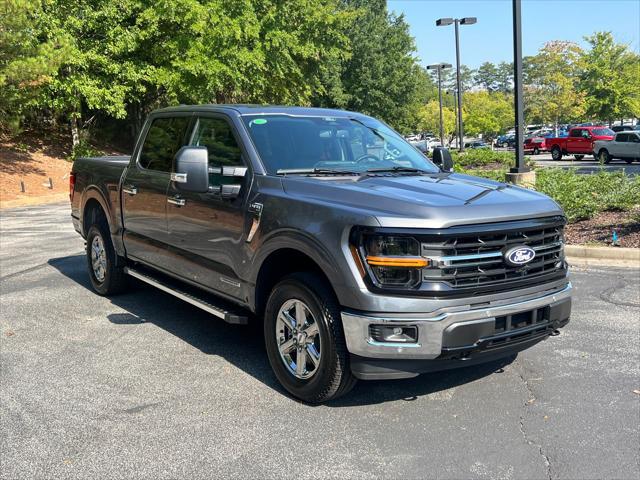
[547,126,615,161]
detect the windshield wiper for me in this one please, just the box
[276,168,361,176]
[365,166,430,174]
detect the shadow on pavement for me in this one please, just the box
[49,254,515,407]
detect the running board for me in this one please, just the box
[124,267,249,325]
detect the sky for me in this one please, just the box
[388,0,640,68]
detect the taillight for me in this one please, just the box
[69,172,76,201]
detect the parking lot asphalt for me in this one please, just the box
[1,203,639,480]
[533,154,640,175]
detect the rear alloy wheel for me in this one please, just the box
[599,149,611,164]
[86,221,127,295]
[574,154,584,161]
[551,147,562,161]
[264,273,356,403]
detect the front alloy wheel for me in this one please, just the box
[264,273,356,403]
[276,299,322,379]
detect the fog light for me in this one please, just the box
[370,325,418,343]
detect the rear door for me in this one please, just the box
[611,133,628,157]
[165,114,251,299]
[629,132,640,158]
[122,114,192,267]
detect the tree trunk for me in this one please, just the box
[71,116,80,148]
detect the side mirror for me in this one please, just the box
[173,146,209,193]
[432,147,454,172]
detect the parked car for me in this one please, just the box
[465,140,489,149]
[496,134,515,148]
[593,131,640,164]
[611,125,635,133]
[524,136,548,155]
[70,105,572,403]
[546,126,615,161]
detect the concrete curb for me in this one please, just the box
[565,244,640,269]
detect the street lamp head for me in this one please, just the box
[436,18,454,26]
[460,17,477,25]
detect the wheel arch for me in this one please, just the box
[252,240,342,318]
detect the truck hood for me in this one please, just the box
[281,173,563,228]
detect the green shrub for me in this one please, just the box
[451,149,515,168]
[535,168,640,222]
[454,165,508,182]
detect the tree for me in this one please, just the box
[316,0,431,133]
[417,99,456,144]
[475,62,499,92]
[580,31,640,123]
[496,61,513,93]
[463,91,512,140]
[523,41,586,129]
[0,0,70,130]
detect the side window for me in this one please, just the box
[191,117,243,168]
[581,130,591,138]
[631,134,640,143]
[570,129,581,138]
[616,133,628,143]
[139,117,190,172]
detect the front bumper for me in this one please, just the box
[341,283,571,370]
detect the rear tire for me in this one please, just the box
[264,272,356,403]
[86,219,127,296]
[551,147,562,161]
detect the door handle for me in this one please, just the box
[123,185,138,195]
[167,196,186,207]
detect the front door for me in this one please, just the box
[122,114,192,267]
[165,115,250,299]
[566,128,589,154]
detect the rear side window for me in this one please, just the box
[616,133,628,142]
[570,129,582,137]
[139,117,191,172]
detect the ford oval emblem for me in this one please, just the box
[504,246,536,266]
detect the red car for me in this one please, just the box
[546,126,615,161]
[524,136,549,155]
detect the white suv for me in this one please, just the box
[594,131,640,164]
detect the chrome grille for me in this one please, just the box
[421,219,566,291]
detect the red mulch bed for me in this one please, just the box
[565,209,640,248]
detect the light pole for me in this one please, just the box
[436,16,477,152]
[510,0,528,174]
[427,63,452,148]
[446,89,458,147]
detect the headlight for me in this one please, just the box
[356,234,428,289]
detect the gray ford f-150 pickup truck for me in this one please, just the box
[71,105,571,403]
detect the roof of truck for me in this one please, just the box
[154,104,371,119]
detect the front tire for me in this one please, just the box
[264,272,356,403]
[533,147,540,155]
[551,147,562,161]
[86,221,127,295]
[599,149,611,164]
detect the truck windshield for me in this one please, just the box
[241,115,440,175]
